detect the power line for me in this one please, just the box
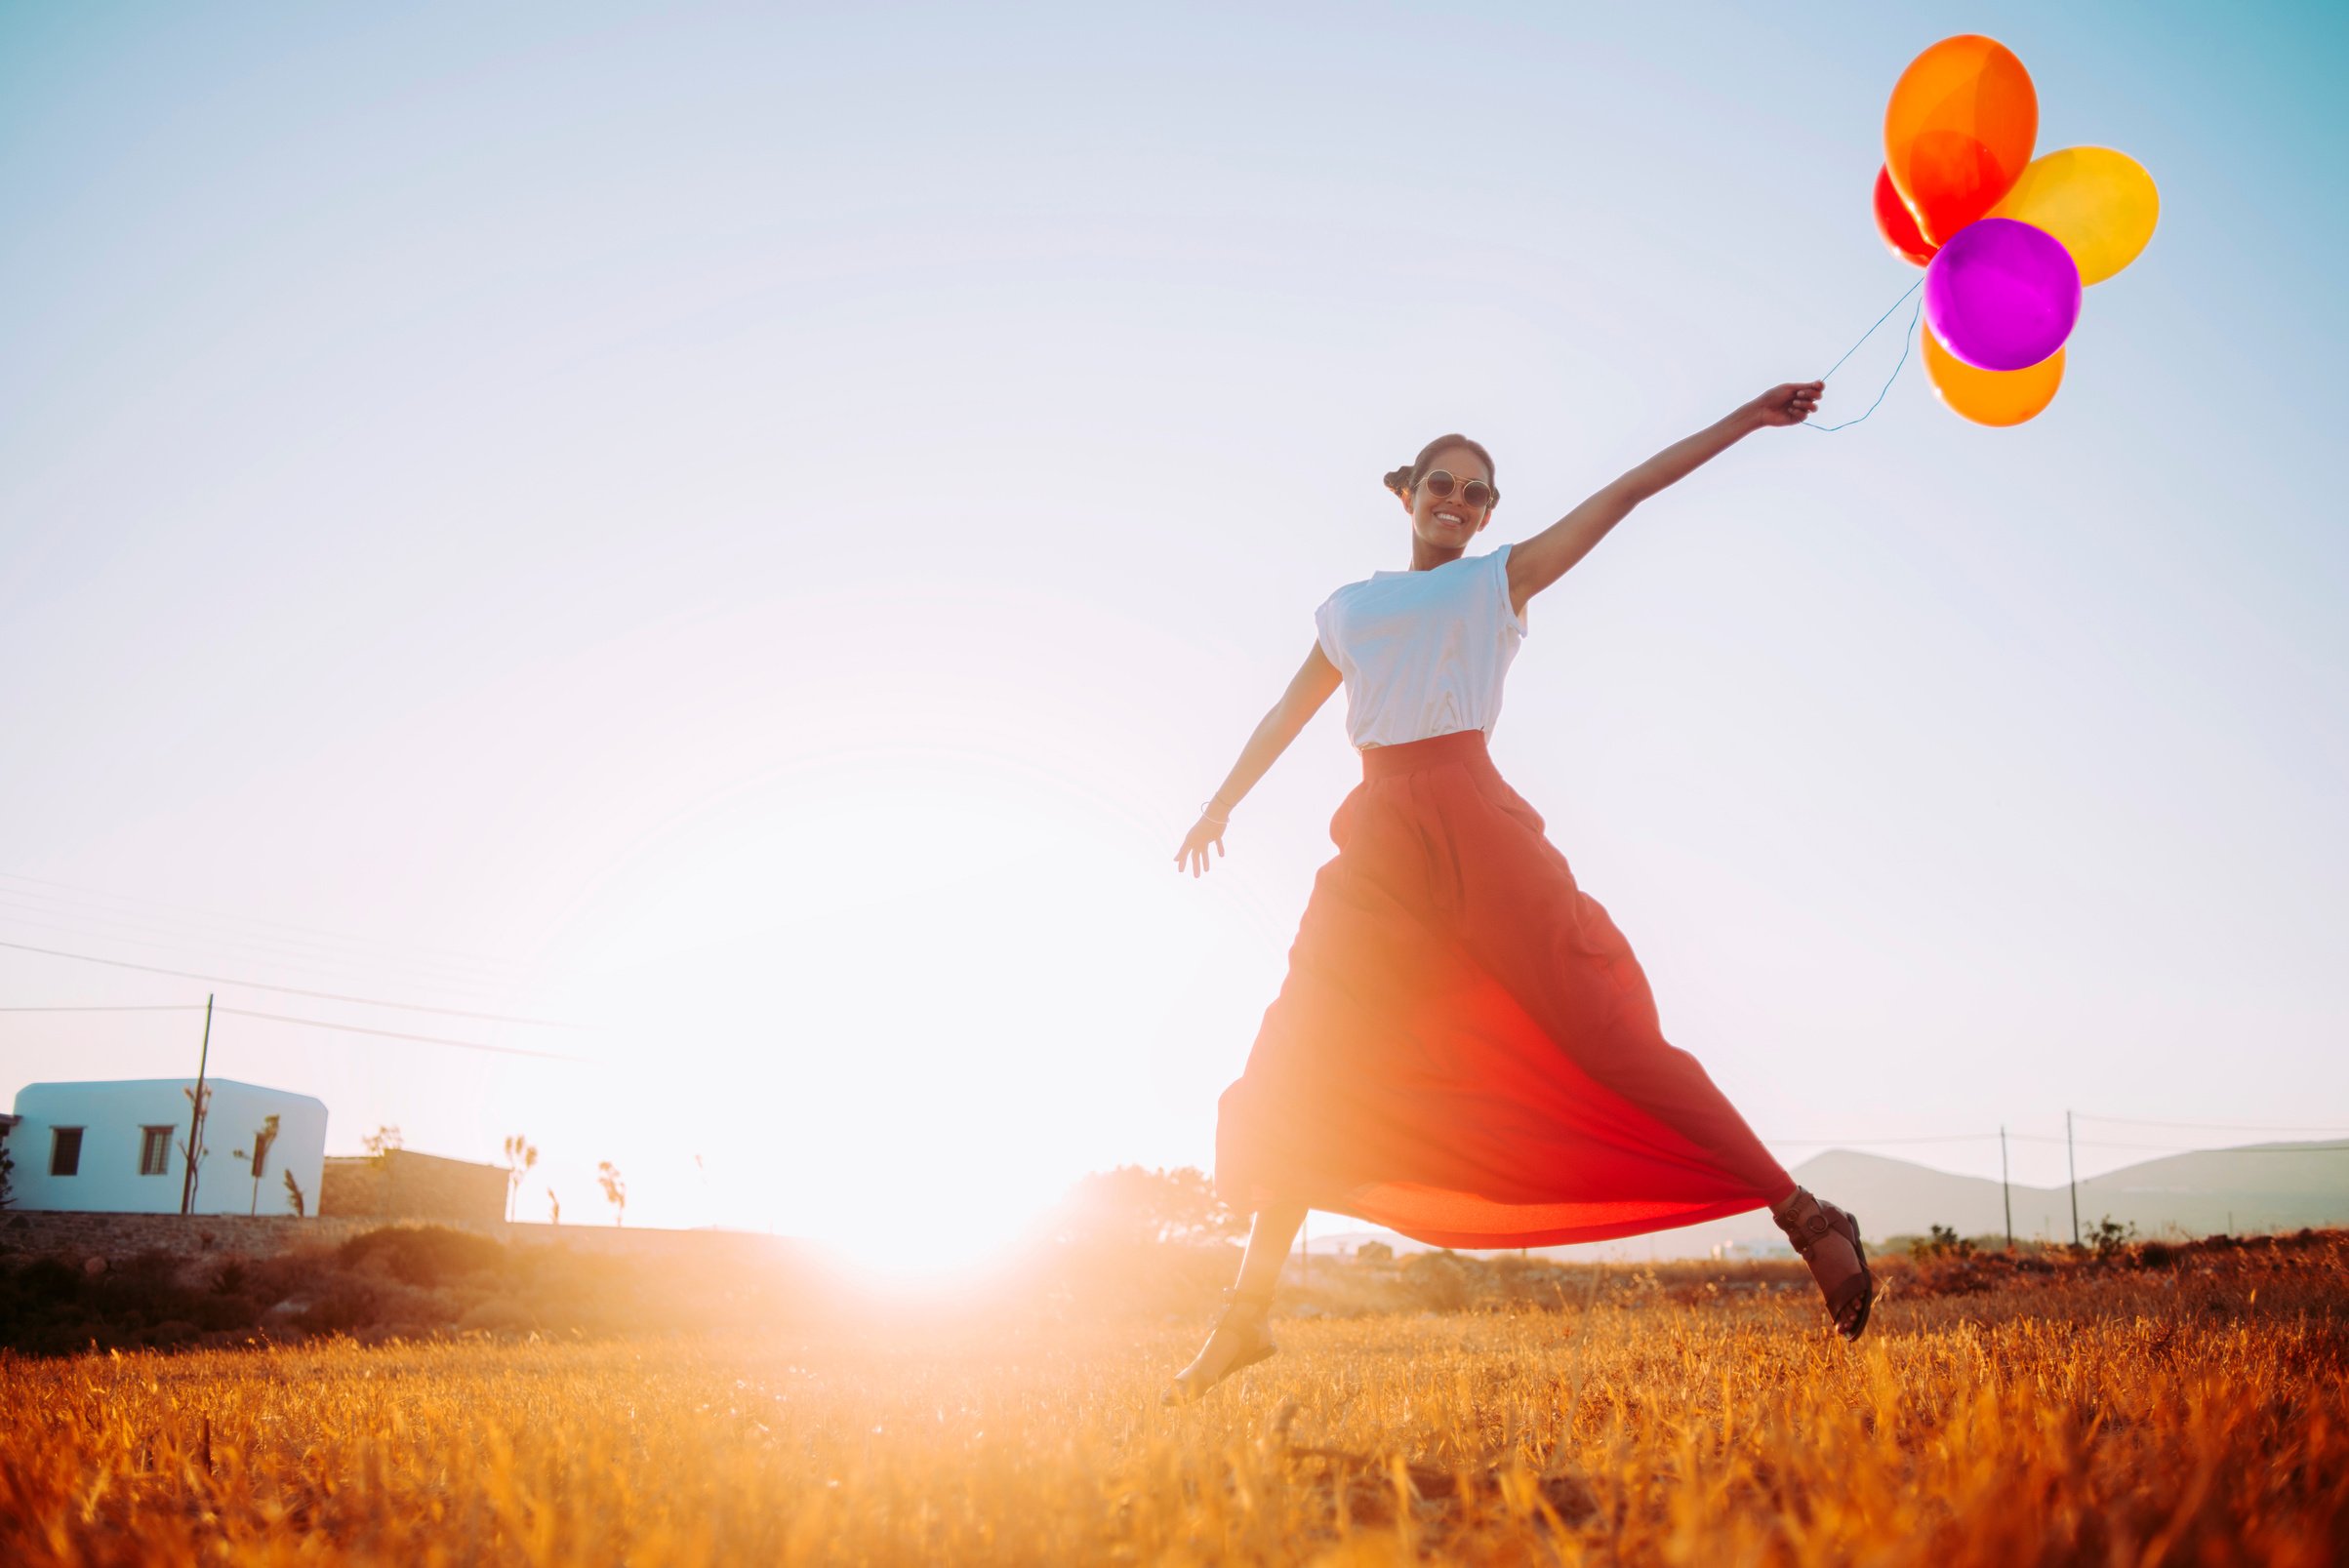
[1768,1134,1999,1146]
[0,874,541,979]
[0,938,578,1027]
[0,905,542,1010]
[2019,1133,2349,1152]
[0,868,540,979]
[0,1004,204,1014]
[2,996,2337,1139]
[0,879,528,980]
[2069,1141,2349,1155]
[0,997,586,1061]
[1774,1131,2349,1156]
[2075,1111,2349,1134]
[212,1006,590,1063]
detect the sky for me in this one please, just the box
[3,3,2344,1264]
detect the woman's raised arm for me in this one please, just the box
[1504,381,1821,618]
[1174,641,1344,877]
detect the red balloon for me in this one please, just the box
[1873,165,1936,267]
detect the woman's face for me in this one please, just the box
[1400,446,1496,552]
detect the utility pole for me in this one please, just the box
[2066,1108,2080,1248]
[2001,1125,2013,1251]
[179,994,214,1216]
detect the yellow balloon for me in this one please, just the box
[1924,326,2064,425]
[1988,146,2159,285]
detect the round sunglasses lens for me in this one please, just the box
[1423,472,1456,499]
[1462,481,1493,507]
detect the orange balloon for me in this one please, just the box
[1923,324,2063,425]
[1884,35,2038,246]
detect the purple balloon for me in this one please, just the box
[1924,218,2083,373]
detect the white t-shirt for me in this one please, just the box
[1313,543,1528,749]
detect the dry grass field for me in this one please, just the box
[3,1234,2345,1566]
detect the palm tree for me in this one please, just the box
[502,1135,539,1223]
[596,1161,627,1227]
[230,1114,281,1216]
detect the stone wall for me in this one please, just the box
[0,1209,406,1264]
[0,1208,798,1268]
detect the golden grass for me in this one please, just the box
[3,1246,2345,1565]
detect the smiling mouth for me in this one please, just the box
[1435,510,1466,526]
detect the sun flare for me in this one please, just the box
[534,744,1212,1247]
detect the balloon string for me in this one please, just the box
[1802,278,1924,433]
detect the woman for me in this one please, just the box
[1165,381,1873,1405]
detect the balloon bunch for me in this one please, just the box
[1873,35,2158,426]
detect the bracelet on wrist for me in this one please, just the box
[1199,797,1233,824]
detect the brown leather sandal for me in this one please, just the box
[1774,1187,1875,1341]
[1162,1285,1278,1405]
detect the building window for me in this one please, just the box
[141,1125,175,1177]
[51,1127,84,1177]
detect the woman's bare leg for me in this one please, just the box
[1164,1199,1308,1404]
[1234,1199,1309,1299]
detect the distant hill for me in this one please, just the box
[1295,1142,2349,1263]
[1800,1142,2349,1244]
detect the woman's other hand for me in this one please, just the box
[1174,814,1228,877]
[1749,381,1824,427]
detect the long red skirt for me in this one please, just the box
[1215,728,1792,1248]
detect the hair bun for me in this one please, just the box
[1381,464,1413,495]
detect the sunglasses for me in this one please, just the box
[1420,470,1499,509]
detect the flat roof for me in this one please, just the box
[15,1078,327,1110]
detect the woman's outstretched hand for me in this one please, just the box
[1173,814,1227,878]
[1749,381,1824,427]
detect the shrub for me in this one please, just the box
[2087,1215,2137,1259]
[1399,1250,1478,1312]
[1915,1225,1977,1262]
[299,1283,383,1334]
[85,1251,204,1326]
[339,1226,507,1287]
[13,1257,81,1304]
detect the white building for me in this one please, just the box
[7,1079,327,1218]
